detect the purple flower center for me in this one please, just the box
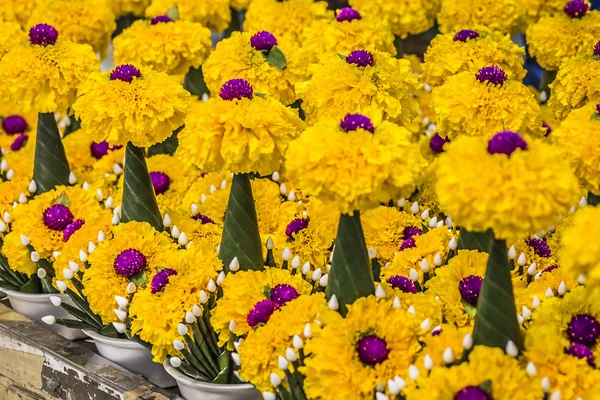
[336,8,362,22]
[430,133,450,153]
[387,275,418,294]
[90,141,110,160]
[453,29,480,42]
[487,131,527,156]
[597,103,600,115]
[151,268,177,293]
[458,275,483,306]
[542,264,559,274]
[114,249,147,277]
[356,335,389,366]
[151,15,172,24]
[346,50,374,67]
[219,79,253,101]
[192,213,215,224]
[565,342,596,367]
[476,65,508,86]
[250,31,278,51]
[594,41,600,57]
[340,113,374,133]
[2,115,28,135]
[247,300,277,327]
[564,0,589,18]
[454,386,491,400]
[399,237,416,251]
[567,314,600,346]
[110,64,141,83]
[63,219,85,242]
[43,204,74,231]
[525,237,552,258]
[149,171,170,195]
[29,24,58,46]
[270,284,299,307]
[542,122,552,137]
[10,134,29,151]
[286,217,309,238]
[403,226,423,239]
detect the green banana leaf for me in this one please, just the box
[473,237,524,351]
[121,143,162,231]
[219,174,264,272]
[33,112,71,193]
[326,211,375,316]
[458,228,493,253]
[183,66,210,98]
[148,128,180,156]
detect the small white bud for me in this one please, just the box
[209,184,217,194]
[20,234,30,246]
[112,322,126,333]
[423,354,434,370]
[285,348,297,362]
[201,194,207,204]
[169,357,182,368]
[216,271,226,286]
[392,296,401,309]
[291,255,301,269]
[191,203,199,215]
[30,251,40,262]
[527,263,537,276]
[505,340,518,357]
[115,296,128,308]
[95,189,104,201]
[449,237,458,250]
[98,230,106,242]
[4,169,13,180]
[0,159,7,172]
[522,306,532,320]
[287,190,296,202]
[278,356,289,370]
[79,250,87,263]
[409,268,419,281]
[111,213,120,225]
[171,225,180,238]
[545,287,555,297]
[549,391,562,400]
[578,274,587,285]
[266,237,274,250]
[18,193,27,204]
[63,268,74,280]
[407,305,416,316]
[37,268,47,279]
[114,309,127,321]
[420,318,431,331]
[68,172,77,185]
[408,365,419,380]
[126,282,137,293]
[56,280,67,292]
[367,247,377,259]
[410,202,419,214]
[433,253,443,266]
[397,198,406,208]
[421,209,430,220]
[526,361,537,376]
[293,334,304,349]
[0,220,5,233]
[328,294,339,310]
[579,196,588,207]
[229,320,237,333]
[301,262,311,275]
[387,380,400,396]
[393,376,406,391]
[163,213,172,227]
[420,258,430,273]
[229,257,240,272]
[445,216,453,228]
[443,347,455,364]
[178,232,189,246]
[279,183,287,195]
[517,253,526,266]
[182,311,194,324]
[271,171,280,182]
[303,323,312,338]
[270,372,282,387]
[518,314,524,325]
[282,247,291,261]
[462,333,473,350]
[207,279,217,292]
[231,352,241,366]
[557,281,567,296]
[541,377,551,393]
[173,340,185,351]
[319,274,329,287]
[3,211,10,223]
[82,182,90,190]
[428,216,438,228]
[375,393,389,400]
[532,296,541,309]
[262,392,276,400]
[375,284,386,298]
[199,290,208,304]
[113,163,123,175]
[311,268,322,282]
[104,196,114,208]
[42,315,56,325]
[178,323,188,336]
[507,245,517,259]
[192,304,201,317]
[50,296,62,307]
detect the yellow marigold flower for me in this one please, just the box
[438,0,524,34]
[73,65,190,147]
[1,231,38,276]
[145,0,230,32]
[0,0,39,27]
[211,268,313,349]
[285,116,427,214]
[553,104,600,193]
[203,31,308,106]
[113,19,211,75]
[349,0,439,38]
[297,51,420,127]
[414,324,472,369]
[0,21,26,59]
[560,207,600,291]
[406,346,543,400]
[525,326,600,400]
[63,129,103,173]
[523,0,573,25]
[422,27,526,87]
[301,296,422,400]
[177,80,303,175]
[432,67,544,140]
[526,8,600,70]
[244,0,333,47]
[425,250,488,327]
[110,0,150,17]
[362,206,422,264]
[549,52,600,120]
[0,143,34,180]
[435,132,580,239]
[513,263,579,311]
[238,293,332,391]
[143,154,198,213]
[83,221,179,324]
[0,26,99,113]
[0,105,37,153]
[165,209,222,251]
[28,0,116,58]
[0,178,28,221]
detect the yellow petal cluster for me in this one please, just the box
[109,0,150,17]
[145,0,231,32]
[438,0,524,34]
[0,21,26,59]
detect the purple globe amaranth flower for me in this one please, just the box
[3,115,28,135]
[454,386,491,400]
[459,275,483,306]
[542,264,559,274]
[400,237,416,251]
[151,268,177,293]
[340,113,375,133]
[151,15,172,25]
[476,65,508,86]
[403,226,423,239]
[43,204,74,231]
[387,275,418,294]
[356,335,389,366]
[542,122,552,137]
[286,217,309,238]
[596,103,600,115]
[270,284,299,307]
[192,213,215,224]
[150,171,171,195]
[564,0,589,18]
[346,50,374,67]
[29,24,58,46]
[429,133,450,154]
[10,134,29,151]
[90,141,111,160]
[114,249,147,277]
[565,342,596,367]
[247,300,277,327]
[250,31,278,51]
[453,29,480,42]
[526,237,552,258]
[110,64,141,83]
[567,314,600,346]
[336,7,362,22]
[487,131,528,156]
[63,219,85,242]
[219,79,254,101]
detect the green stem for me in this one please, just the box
[326,211,375,316]
[34,112,71,193]
[183,66,210,98]
[121,142,162,230]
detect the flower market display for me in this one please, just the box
[0,1,600,400]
